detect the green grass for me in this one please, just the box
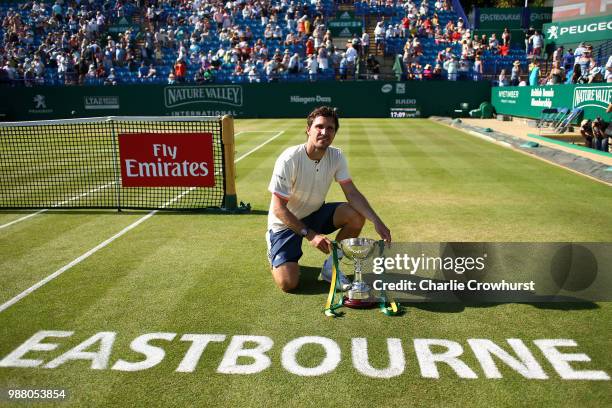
[0,119,611,407]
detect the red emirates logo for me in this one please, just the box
[118,133,215,187]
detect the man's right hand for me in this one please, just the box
[307,232,331,254]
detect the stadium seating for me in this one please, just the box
[0,0,536,86]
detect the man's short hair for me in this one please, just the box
[306,106,339,131]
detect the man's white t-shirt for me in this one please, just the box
[267,144,351,232]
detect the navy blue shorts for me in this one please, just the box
[267,202,342,268]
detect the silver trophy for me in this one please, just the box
[340,237,378,308]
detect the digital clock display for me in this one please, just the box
[389,107,420,118]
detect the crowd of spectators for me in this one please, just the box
[2,0,609,86]
[0,0,487,85]
[362,1,530,83]
[0,0,387,85]
[496,41,611,87]
[580,116,611,153]
[0,0,142,85]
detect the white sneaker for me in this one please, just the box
[320,252,352,291]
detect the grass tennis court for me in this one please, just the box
[1,119,611,407]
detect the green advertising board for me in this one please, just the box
[108,16,140,33]
[0,81,491,121]
[477,8,523,30]
[543,14,612,47]
[527,7,552,30]
[328,20,363,37]
[328,10,362,37]
[491,83,612,121]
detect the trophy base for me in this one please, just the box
[343,296,378,309]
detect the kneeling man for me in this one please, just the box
[266,106,391,292]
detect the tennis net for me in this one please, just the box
[0,116,240,211]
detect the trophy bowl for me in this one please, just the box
[339,238,378,308]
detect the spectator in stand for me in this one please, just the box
[345,43,358,77]
[563,48,575,71]
[366,54,380,80]
[473,55,483,81]
[246,63,259,83]
[339,52,348,80]
[488,33,499,53]
[288,52,301,74]
[423,63,433,80]
[458,57,470,80]
[137,61,148,78]
[569,64,587,84]
[498,69,509,87]
[606,55,612,83]
[307,54,318,81]
[317,47,329,72]
[432,63,443,80]
[105,67,117,85]
[592,118,609,152]
[174,58,187,83]
[305,36,315,56]
[167,71,176,85]
[574,42,587,58]
[529,59,540,86]
[529,30,543,57]
[588,65,604,83]
[524,26,535,55]
[443,55,458,81]
[146,64,157,79]
[361,31,370,58]
[510,60,521,86]
[580,119,594,148]
[546,61,565,85]
[576,47,594,78]
[501,28,511,47]
[552,46,564,65]
[374,21,385,54]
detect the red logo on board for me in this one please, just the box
[118,133,215,187]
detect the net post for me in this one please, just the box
[108,117,122,212]
[221,115,237,210]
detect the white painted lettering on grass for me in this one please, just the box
[0,331,73,368]
[467,339,547,379]
[112,333,177,372]
[281,336,341,376]
[45,332,116,370]
[534,339,610,380]
[176,334,226,373]
[217,335,273,374]
[414,339,478,379]
[351,338,405,378]
[1,332,610,381]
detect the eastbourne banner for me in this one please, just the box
[118,133,214,187]
[474,7,552,30]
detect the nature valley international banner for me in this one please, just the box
[1,81,492,120]
[492,83,612,121]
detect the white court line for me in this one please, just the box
[0,181,117,230]
[235,131,285,162]
[235,130,279,137]
[0,129,286,313]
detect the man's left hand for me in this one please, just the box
[374,220,392,244]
